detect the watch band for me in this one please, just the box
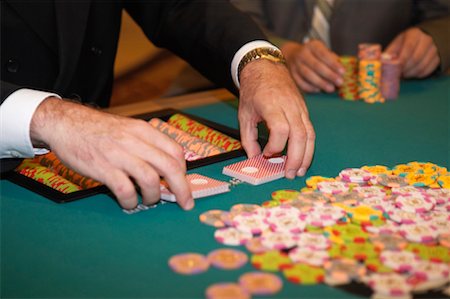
[238,47,286,81]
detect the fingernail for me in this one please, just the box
[184,198,195,210]
[339,68,345,74]
[286,169,296,179]
[297,168,306,177]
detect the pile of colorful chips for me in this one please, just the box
[338,43,402,103]
[169,161,449,298]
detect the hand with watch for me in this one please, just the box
[237,47,316,179]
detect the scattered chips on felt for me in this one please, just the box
[169,161,450,298]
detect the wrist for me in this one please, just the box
[30,96,61,149]
[238,47,286,83]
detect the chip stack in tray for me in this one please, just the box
[169,161,450,299]
[338,56,359,101]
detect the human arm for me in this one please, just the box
[385,1,450,77]
[0,84,193,210]
[126,0,315,176]
[238,59,315,178]
[28,96,194,210]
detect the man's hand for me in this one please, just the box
[238,59,315,178]
[30,97,194,210]
[385,27,440,78]
[281,40,345,93]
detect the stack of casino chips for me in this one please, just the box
[357,43,385,104]
[338,56,359,100]
[381,53,401,100]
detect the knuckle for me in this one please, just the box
[271,123,290,137]
[165,158,182,173]
[141,169,159,188]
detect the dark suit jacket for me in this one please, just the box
[0,0,266,173]
[231,0,450,72]
[1,0,266,105]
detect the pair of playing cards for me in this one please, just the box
[160,173,230,202]
[222,154,287,185]
[160,155,287,202]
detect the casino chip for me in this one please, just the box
[306,176,335,189]
[353,186,387,198]
[377,174,408,188]
[317,181,349,194]
[361,165,391,175]
[232,212,268,235]
[339,168,374,183]
[296,232,331,250]
[282,263,325,284]
[288,247,329,266]
[229,203,265,218]
[199,210,229,228]
[405,172,436,187]
[245,237,269,254]
[324,223,368,244]
[297,191,332,205]
[260,231,298,250]
[271,189,300,202]
[168,253,210,275]
[439,233,450,248]
[370,233,408,251]
[323,258,367,285]
[251,250,292,272]
[364,273,412,297]
[205,282,250,299]
[207,248,248,270]
[395,194,434,213]
[238,272,283,296]
[398,223,439,243]
[214,227,252,246]
[438,174,450,189]
[380,250,418,272]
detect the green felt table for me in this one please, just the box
[1,76,449,298]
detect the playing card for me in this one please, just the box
[160,173,230,202]
[222,154,286,185]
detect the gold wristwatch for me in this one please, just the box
[238,47,286,81]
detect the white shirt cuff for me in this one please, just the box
[231,40,280,89]
[0,88,61,159]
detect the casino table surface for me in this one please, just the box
[1,76,449,298]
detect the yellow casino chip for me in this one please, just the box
[393,164,419,177]
[361,165,392,175]
[306,176,335,189]
[405,172,436,187]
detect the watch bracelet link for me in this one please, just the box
[238,47,287,81]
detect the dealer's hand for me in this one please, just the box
[30,97,193,210]
[281,40,345,93]
[238,59,316,178]
[385,27,440,78]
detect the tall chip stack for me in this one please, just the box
[338,56,359,101]
[381,53,401,100]
[358,44,385,104]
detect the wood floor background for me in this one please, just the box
[109,12,189,107]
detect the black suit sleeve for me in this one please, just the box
[124,0,267,95]
[0,81,22,104]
